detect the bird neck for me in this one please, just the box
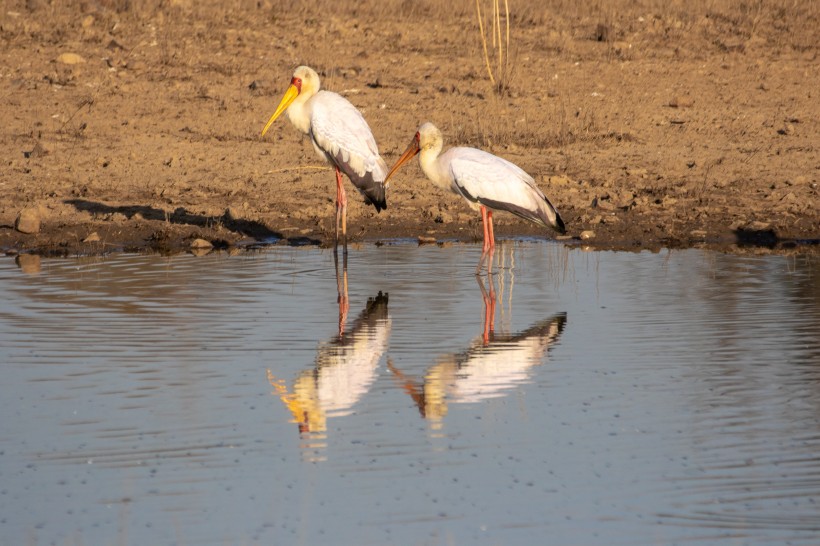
[419,144,449,191]
[285,91,313,135]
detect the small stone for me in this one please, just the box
[190,238,213,249]
[777,123,795,136]
[547,175,573,186]
[418,236,436,244]
[24,141,48,159]
[225,206,243,221]
[690,230,707,239]
[57,53,86,65]
[81,15,94,28]
[107,212,127,222]
[15,207,41,234]
[83,232,100,243]
[625,167,648,178]
[580,230,595,240]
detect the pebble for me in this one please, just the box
[15,207,41,234]
[56,53,86,65]
[580,230,596,240]
[225,206,243,221]
[190,238,213,249]
[418,236,436,244]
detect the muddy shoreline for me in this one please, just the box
[1,1,817,259]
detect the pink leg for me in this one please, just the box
[477,206,495,274]
[480,206,491,253]
[334,168,342,245]
[486,210,495,274]
[334,167,348,249]
[487,210,495,249]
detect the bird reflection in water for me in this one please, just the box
[268,252,390,458]
[389,269,566,426]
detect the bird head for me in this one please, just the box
[385,122,443,182]
[261,66,321,137]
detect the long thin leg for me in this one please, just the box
[334,167,345,248]
[486,210,495,274]
[334,167,348,251]
[487,210,495,249]
[477,206,492,274]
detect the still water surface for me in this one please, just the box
[1,243,819,545]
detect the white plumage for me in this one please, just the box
[262,66,387,248]
[387,122,565,270]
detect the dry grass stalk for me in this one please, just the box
[475,0,512,94]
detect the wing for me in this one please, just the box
[309,91,387,211]
[444,147,564,232]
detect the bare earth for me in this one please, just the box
[1,1,818,257]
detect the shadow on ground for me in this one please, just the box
[734,228,820,250]
[64,199,324,248]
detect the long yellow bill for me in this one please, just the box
[261,84,299,137]
[385,136,421,182]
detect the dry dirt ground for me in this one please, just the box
[1,0,818,257]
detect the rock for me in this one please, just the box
[418,236,436,244]
[547,174,574,186]
[106,212,128,222]
[24,141,47,159]
[56,53,86,65]
[190,238,213,249]
[225,206,243,221]
[580,230,596,240]
[15,207,41,233]
[592,196,616,211]
[690,230,707,239]
[81,15,95,28]
[83,232,100,243]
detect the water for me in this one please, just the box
[1,243,819,545]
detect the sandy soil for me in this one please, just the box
[1,0,818,257]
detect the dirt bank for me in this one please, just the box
[1,0,818,257]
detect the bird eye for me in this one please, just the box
[292,77,302,91]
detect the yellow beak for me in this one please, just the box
[385,136,421,182]
[261,84,299,137]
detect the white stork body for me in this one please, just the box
[262,66,387,248]
[387,122,565,270]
